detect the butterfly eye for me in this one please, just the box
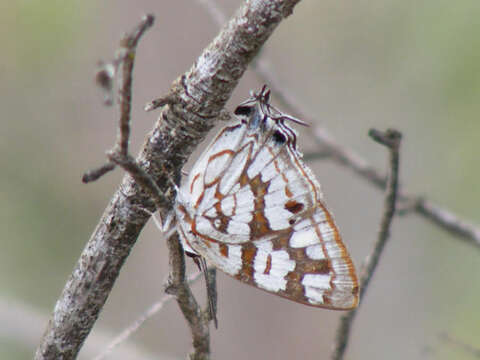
[234,105,253,117]
[272,130,287,145]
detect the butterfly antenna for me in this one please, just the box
[254,85,308,127]
[263,87,271,102]
[280,114,309,127]
[255,85,270,102]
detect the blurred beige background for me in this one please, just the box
[1,1,479,359]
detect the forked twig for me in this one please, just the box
[84,14,212,360]
[83,14,155,184]
[106,152,166,210]
[331,129,402,360]
[84,13,167,211]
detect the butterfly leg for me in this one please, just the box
[186,252,218,329]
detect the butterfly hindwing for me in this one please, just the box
[175,87,359,310]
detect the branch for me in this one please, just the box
[35,1,303,359]
[331,129,402,360]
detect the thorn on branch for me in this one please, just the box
[82,162,116,183]
[144,94,175,112]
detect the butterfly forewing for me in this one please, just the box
[175,87,359,310]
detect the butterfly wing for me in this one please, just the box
[175,95,359,310]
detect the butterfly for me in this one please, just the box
[175,86,359,310]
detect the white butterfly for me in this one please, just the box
[175,86,358,310]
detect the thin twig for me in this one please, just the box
[83,14,155,183]
[310,126,480,249]
[82,162,116,183]
[116,48,133,156]
[415,199,480,249]
[284,89,480,249]
[87,14,168,210]
[107,152,166,210]
[88,13,168,209]
[312,127,386,188]
[166,234,210,360]
[331,128,402,360]
[93,271,203,360]
[90,12,210,359]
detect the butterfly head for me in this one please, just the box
[234,85,309,128]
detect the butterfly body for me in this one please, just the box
[175,87,359,310]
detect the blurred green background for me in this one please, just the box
[1,1,479,359]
